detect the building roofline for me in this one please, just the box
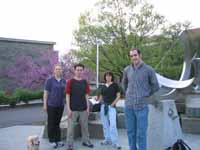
[187,28,200,32]
[0,37,56,45]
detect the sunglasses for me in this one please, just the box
[129,54,138,57]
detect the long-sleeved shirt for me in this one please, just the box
[122,62,159,108]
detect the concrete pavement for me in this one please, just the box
[1,100,200,150]
[0,126,129,150]
[0,105,46,128]
[0,125,200,150]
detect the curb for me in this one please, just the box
[0,100,43,110]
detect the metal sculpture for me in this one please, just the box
[157,28,200,95]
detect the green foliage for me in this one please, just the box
[0,89,43,106]
[7,95,19,107]
[0,91,19,107]
[0,91,7,105]
[15,88,43,104]
[73,0,191,79]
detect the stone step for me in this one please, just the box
[181,115,200,134]
[42,118,81,140]
[186,107,200,117]
[88,119,103,139]
[186,96,200,117]
[88,112,100,121]
[117,113,126,129]
[43,114,104,140]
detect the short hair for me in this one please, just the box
[74,63,85,69]
[130,48,141,55]
[104,71,114,82]
[54,63,62,69]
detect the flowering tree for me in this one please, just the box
[4,49,95,90]
[60,51,96,82]
[5,50,58,90]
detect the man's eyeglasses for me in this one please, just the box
[129,54,138,57]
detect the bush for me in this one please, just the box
[15,88,43,103]
[0,91,19,107]
[15,88,31,103]
[0,91,7,105]
[0,89,43,106]
[7,95,19,107]
[31,90,43,99]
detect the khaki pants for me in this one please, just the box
[66,110,90,145]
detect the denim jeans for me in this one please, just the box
[100,104,119,145]
[124,106,149,150]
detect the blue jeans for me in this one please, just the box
[124,106,149,150]
[100,104,119,145]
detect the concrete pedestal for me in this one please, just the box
[148,100,182,150]
[117,99,182,150]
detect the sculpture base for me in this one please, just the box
[148,99,182,150]
[117,99,183,150]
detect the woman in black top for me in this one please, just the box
[99,71,121,149]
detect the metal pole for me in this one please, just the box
[96,39,99,89]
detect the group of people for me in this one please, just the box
[43,48,159,150]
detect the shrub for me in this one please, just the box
[7,95,19,107]
[15,88,31,103]
[31,90,43,100]
[0,91,6,105]
[15,88,43,103]
[0,91,19,107]
[0,89,43,106]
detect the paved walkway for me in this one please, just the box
[0,126,129,150]
[0,125,200,150]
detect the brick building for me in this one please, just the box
[0,37,57,90]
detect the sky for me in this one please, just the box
[0,0,200,55]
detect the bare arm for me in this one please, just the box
[111,92,121,107]
[86,94,90,113]
[43,90,48,111]
[97,95,103,101]
[66,94,72,118]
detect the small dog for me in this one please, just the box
[27,135,40,150]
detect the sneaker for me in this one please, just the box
[56,141,64,147]
[100,140,112,145]
[113,144,121,150]
[50,142,58,149]
[67,144,73,150]
[82,141,94,148]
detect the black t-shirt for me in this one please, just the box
[66,79,90,111]
[100,82,120,105]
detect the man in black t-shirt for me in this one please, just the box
[65,64,94,150]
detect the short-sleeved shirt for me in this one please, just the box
[100,82,120,105]
[44,77,66,107]
[66,79,90,111]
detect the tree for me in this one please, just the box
[5,50,58,90]
[60,51,96,81]
[73,0,190,80]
